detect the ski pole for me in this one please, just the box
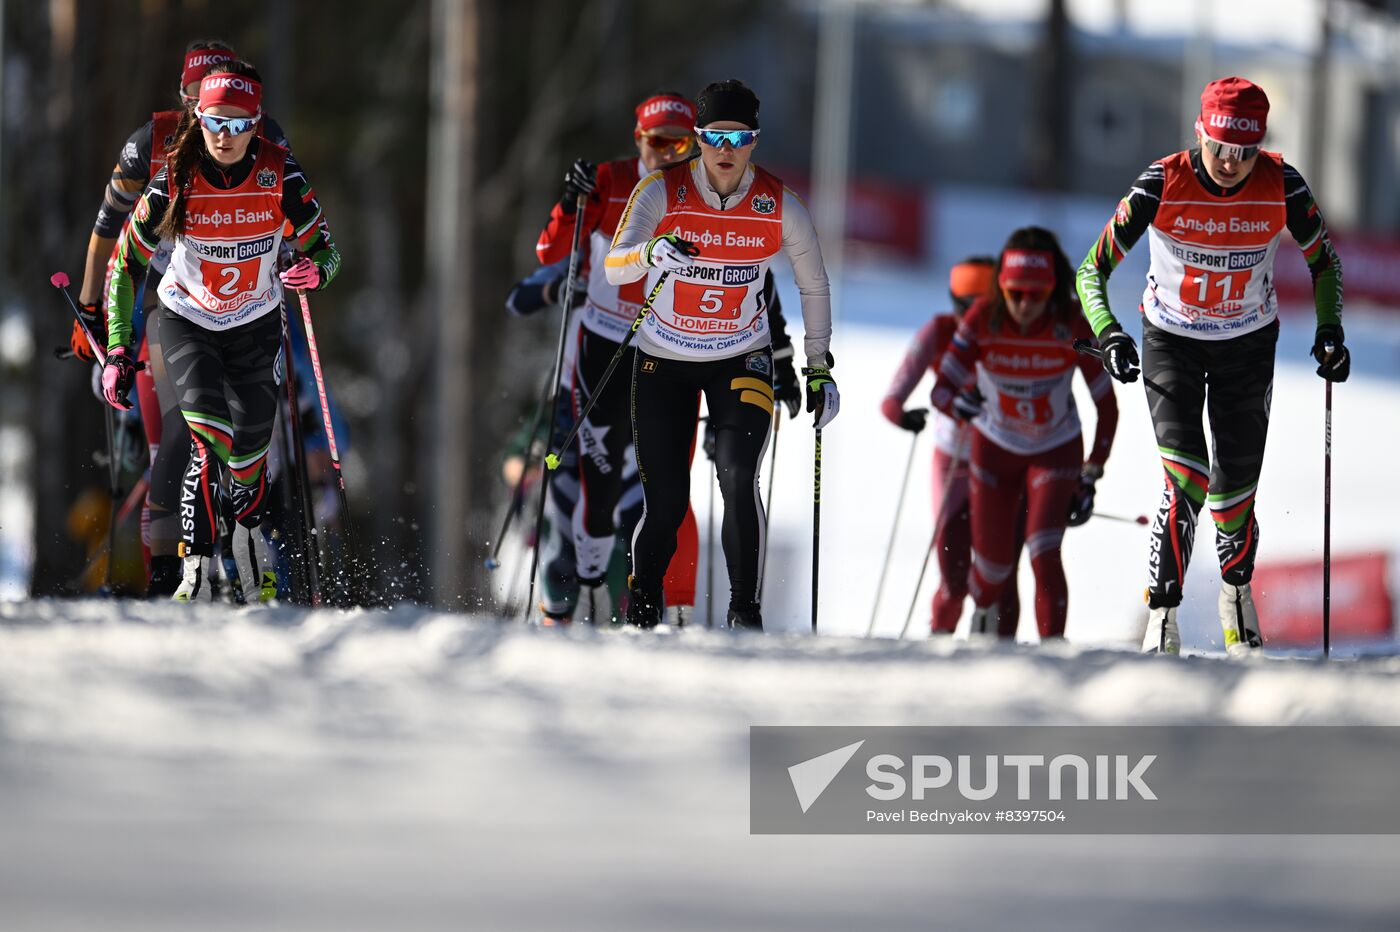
[701,416,717,629]
[101,406,126,591]
[759,407,781,595]
[812,426,823,633]
[49,271,109,364]
[49,271,146,388]
[865,416,924,637]
[524,192,590,621]
[899,427,967,639]
[1095,510,1149,526]
[1323,367,1333,658]
[294,287,363,605]
[486,370,552,571]
[1072,338,1102,360]
[279,302,322,605]
[543,261,689,471]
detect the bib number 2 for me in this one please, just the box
[200,257,260,300]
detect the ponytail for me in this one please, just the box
[154,109,203,242]
[155,59,264,243]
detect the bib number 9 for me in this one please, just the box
[998,391,1052,424]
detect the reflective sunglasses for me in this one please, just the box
[638,132,694,156]
[1202,137,1260,162]
[695,128,759,149]
[195,109,261,136]
[1003,286,1053,303]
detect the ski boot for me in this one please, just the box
[243,526,279,605]
[220,523,248,606]
[625,579,663,630]
[664,605,688,628]
[172,552,203,603]
[1219,582,1262,657]
[1141,605,1180,655]
[726,602,763,631]
[579,577,615,626]
[968,604,999,639]
[147,555,182,599]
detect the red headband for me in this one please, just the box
[181,48,236,90]
[998,249,1056,290]
[198,73,262,115]
[635,95,696,133]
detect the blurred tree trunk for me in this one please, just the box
[1031,0,1071,191]
[425,0,479,607]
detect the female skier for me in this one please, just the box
[101,61,340,601]
[929,228,1118,640]
[605,79,837,630]
[533,93,702,623]
[1076,76,1347,655]
[883,257,1026,636]
[73,40,292,596]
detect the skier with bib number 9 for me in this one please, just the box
[102,61,340,602]
[929,228,1118,642]
[1076,76,1346,656]
[883,257,1027,636]
[605,79,837,631]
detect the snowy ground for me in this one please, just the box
[2,602,1400,931]
[4,274,1400,928]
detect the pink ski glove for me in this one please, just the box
[280,257,321,290]
[101,346,137,410]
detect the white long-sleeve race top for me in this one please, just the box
[604,158,832,367]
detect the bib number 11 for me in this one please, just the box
[1183,266,1248,307]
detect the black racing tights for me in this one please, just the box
[1141,319,1276,608]
[629,346,773,610]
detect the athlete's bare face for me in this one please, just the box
[1198,134,1259,189]
[200,104,255,166]
[636,123,695,173]
[698,121,756,198]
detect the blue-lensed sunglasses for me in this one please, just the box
[695,127,759,148]
[195,109,262,136]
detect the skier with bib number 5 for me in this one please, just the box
[533,93,705,625]
[605,79,837,631]
[1076,76,1347,656]
[102,62,341,602]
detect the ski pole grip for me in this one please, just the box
[1072,338,1103,359]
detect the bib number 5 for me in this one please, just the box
[672,280,744,320]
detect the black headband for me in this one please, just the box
[695,86,759,129]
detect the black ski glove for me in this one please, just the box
[1066,465,1102,527]
[1312,323,1350,383]
[803,351,840,429]
[898,407,928,433]
[1098,324,1140,383]
[951,388,984,422]
[772,350,802,419]
[560,158,597,213]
